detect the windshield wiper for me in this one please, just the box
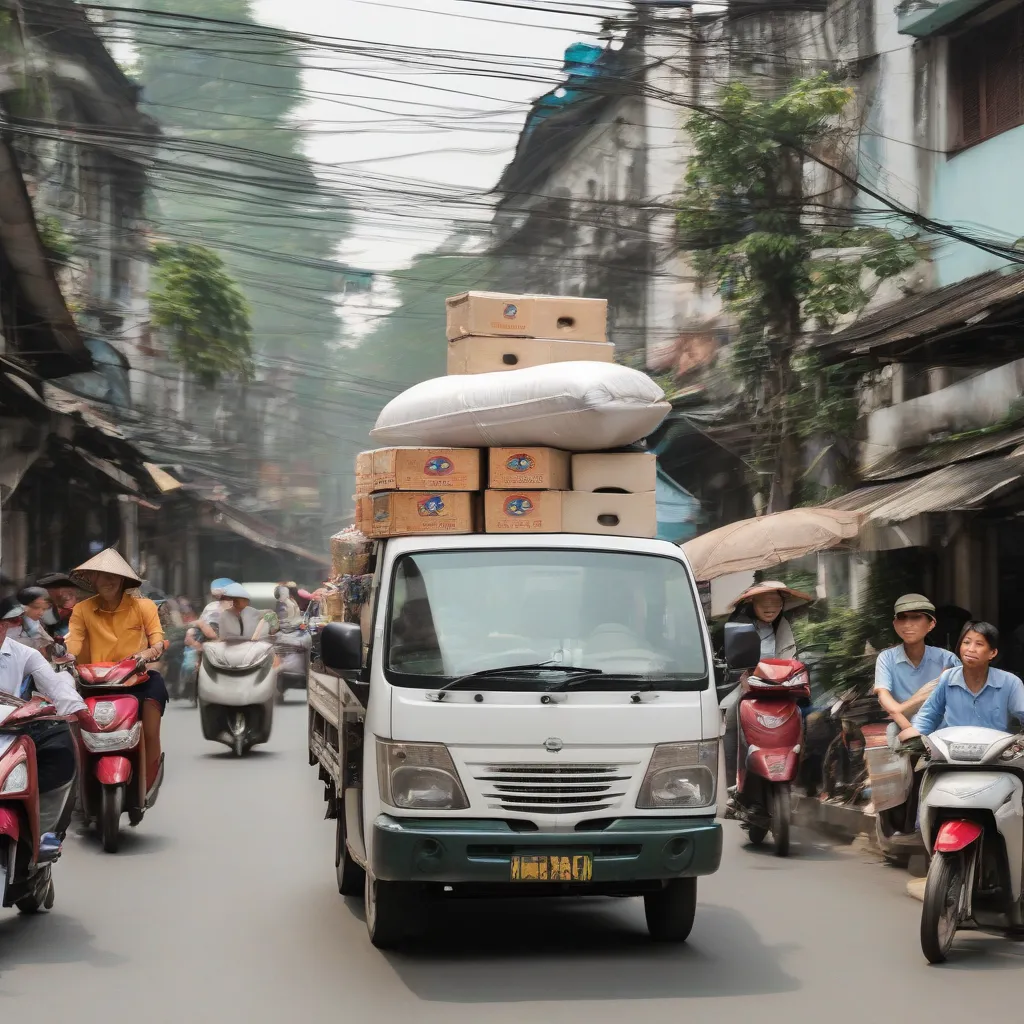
[546,671,709,692]
[436,663,602,692]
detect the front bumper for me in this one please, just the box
[371,815,722,885]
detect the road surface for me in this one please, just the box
[2,701,1022,1021]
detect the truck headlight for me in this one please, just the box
[637,741,718,809]
[376,740,469,811]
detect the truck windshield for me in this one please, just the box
[385,549,707,690]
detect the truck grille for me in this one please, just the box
[471,762,635,815]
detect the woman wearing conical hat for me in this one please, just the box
[65,548,169,788]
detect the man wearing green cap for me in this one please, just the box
[874,594,960,732]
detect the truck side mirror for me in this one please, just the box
[321,622,362,673]
[724,621,761,671]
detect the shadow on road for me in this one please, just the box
[738,828,845,863]
[0,911,124,975]
[200,749,282,762]
[378,896,799,1002]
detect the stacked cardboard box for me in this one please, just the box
[445,292,613,375]
[348,292,659,540]
[357,446,480,539]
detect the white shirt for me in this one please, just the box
[0,636,86,717]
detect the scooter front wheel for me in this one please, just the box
[100,784,124,854]
[921,850,966,963]
[771,783,791,857]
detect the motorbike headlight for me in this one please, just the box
[637,741,718,809]
[376,740,469,810]
[81,721,142,753]
[93,701,117,728]
[1,761,28,795]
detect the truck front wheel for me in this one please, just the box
[644,877,697,942]
[365,875,420,949]
[336,807,364,897]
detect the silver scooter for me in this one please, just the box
[918,725,1024,963]
[197,620,278,757]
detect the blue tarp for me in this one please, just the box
[656,464,700,544]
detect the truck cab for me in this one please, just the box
[309,532,724,949]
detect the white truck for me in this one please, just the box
[308,532,752,949]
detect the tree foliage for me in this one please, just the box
[677,74,919,511]
[150,242,253,387]
[121,0,352,495]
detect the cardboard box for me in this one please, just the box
[562,491,657,538]
[445,292,607,342]
[371,447,482,492]
[447,336,615,375]
[571,452,657,494]
[354,495,372,535]
[355,451,374,495]
[484,490,563,533]
[489,447,571,490]
[369,491,474,538]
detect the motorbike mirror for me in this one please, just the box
[724,621,760,671]
[321,622,362,673]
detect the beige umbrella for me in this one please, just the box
[681,508,863,582]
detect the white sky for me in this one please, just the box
[253,0,617,275]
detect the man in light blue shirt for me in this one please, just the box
[874,594,960,732]
[908,622,1024,737]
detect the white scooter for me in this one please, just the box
[918,725,1024,963]
[198,619,278,757]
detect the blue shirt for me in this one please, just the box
[913,667,1024,735]
[874,644,961,703]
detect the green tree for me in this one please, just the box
[120,0,353,518]
[150,242,253,387]
[677,74,918,511]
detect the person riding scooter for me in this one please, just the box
[197,578,234,641]
[901,622,1024,741]
[218,584,267,639]
[874,594,960,733]
[64,549,168,790]
[0,598,95,856]
[721,581,813,801]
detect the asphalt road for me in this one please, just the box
[2,700,1023,1021]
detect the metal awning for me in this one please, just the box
[862,426,1024,482]
[814,269,1024,365]
[827,451,1024,523]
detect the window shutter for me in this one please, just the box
[952,7,1024,149]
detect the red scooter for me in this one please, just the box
[0,694,73,913]
[76,658,164,853]
[735,658,810,857]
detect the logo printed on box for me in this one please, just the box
[504,495,534,517]
[502,303,518,320]
[424,455,453,476]
[505,453,535,473]
[417,495,445,517]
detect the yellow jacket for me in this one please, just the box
[66,593,165,664]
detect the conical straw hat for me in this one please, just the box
[70,548,142,590]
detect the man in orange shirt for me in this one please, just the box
[66,549,168,786]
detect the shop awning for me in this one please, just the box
[210,503,328,567]
[144,463,182,493]
[862,426,1024,482]
[814,269,1024,366]
[827,451,1024,523]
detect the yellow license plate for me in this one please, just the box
[510,854,593,882]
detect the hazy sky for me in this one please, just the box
[253,0,617,275]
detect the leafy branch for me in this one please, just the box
[149,242,253,387]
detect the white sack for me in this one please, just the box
[371,362,670,451]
